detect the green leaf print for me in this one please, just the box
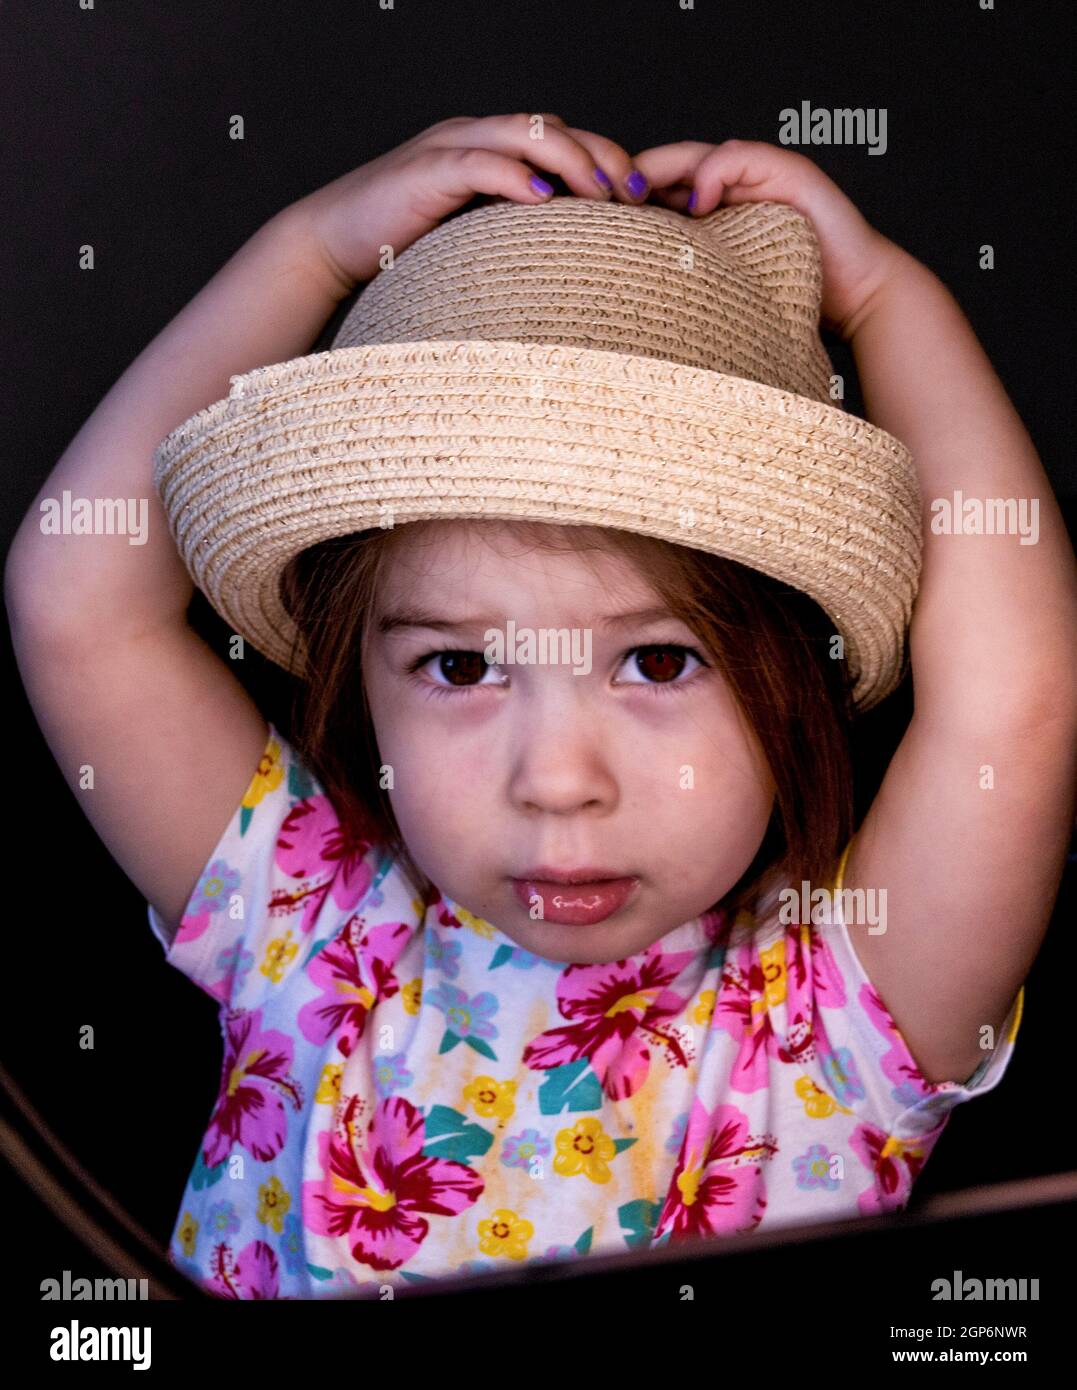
[618,1198,662,1249]
[190,1151,227,1191]
[438,1030,464,1054]
[536,1058,603,1114]
[612,1137,638,1155]
[489,944,516,970]
[303,937,333,967]
[306,1264,335,1281]
[574,1227,594,1255]
[421,1104,495,1164]
[288,761,316,799]
[704,941,727,971]
[464,1036,498,1061]
[239,804,253,836]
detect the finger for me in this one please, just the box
[409,145,579,211]
[651,139,827,219]
[630,141,720,202]
[650,185,695,212]
[423,112,629,202]
[559,126,651,204]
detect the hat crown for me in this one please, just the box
[331,196,836,404]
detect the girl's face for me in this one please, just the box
[363,522,776,965]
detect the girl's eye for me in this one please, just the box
[405,644,709,700]
[616,644,707,689]
[408,650,506,695]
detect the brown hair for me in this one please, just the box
[279,519,856,918]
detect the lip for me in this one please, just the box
[510,870,640,926]
[515,865,631,885]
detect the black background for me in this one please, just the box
[1,0,1074,1322]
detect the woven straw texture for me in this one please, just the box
[154,196,921,710]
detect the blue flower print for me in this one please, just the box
[187,858,242,916]
[281,1213,305,1276]
[541,1245,582,1263]
[793,1142,841,1192]
[373,1052,413,1098]
[206,1199,240,1237]
[820,1046,866,1107]
[425,932,462,979]
[666,1109,689,1156]
[500,1128,552,1171]
[425,983,500,1043]
[488,941,565,971]
[216,942,254,993]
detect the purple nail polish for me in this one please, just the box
[530,174,554,196]
[593,166,612,190]
[626,169,648,198]
[687,188,698,212]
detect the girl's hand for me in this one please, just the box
[286,113,650,294]
[632,137,907,340]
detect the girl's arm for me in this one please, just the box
[5,114,642,937]
[4,203,349,931]
[840,244,1077,1083]
[634,135,1076,1085]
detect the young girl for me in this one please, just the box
[7,114,1075,1300]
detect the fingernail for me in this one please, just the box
[687,188,698,212]
[626,169,648,198]
[530,174,554,197]
[593,166,612,190]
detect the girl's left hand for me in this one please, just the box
[631,137,906,339]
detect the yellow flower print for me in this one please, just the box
[693,989,716,1027]
[257,1175,291,1234]
[462,1075,517,1123]
[554,1117,617,1183]
[758,938,787,1011]
[401,979,422,1015]
[260,929,298,984]
[795,1074,852,1118]
[676,1151,704,1206]
[604,987,659,1019]
[478,1209,534,1261]
[315,1063,343,1105]
[242,738,285,811]
[178,1212,198,1257]
[452,904,496,939]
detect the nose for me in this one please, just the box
[506,695,619,816]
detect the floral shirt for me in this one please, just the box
[149,723,1024,1299]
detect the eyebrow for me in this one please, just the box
[376,604,679,637]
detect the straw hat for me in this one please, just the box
[152,195,921,710]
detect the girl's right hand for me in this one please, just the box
[285,113,649,294]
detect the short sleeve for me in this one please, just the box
[811,839,1025,1139]
[146,721,377,1005]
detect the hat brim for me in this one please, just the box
[153,338,921,711]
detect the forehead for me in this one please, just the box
[376,520,663,612]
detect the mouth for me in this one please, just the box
[510,869,640,926]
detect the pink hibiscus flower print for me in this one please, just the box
[175,858,243,948]
[711,923,842,1094]
[302,1094,484,1272]
[850,1119,943,1214]
[654,1099,771,1242]
[297,916,411,1057]
[859,980,934,1108]
[203,1010,304,1166]
[522,943,700,1100]
[207,1238,281,1300]
[269,796,376,934]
